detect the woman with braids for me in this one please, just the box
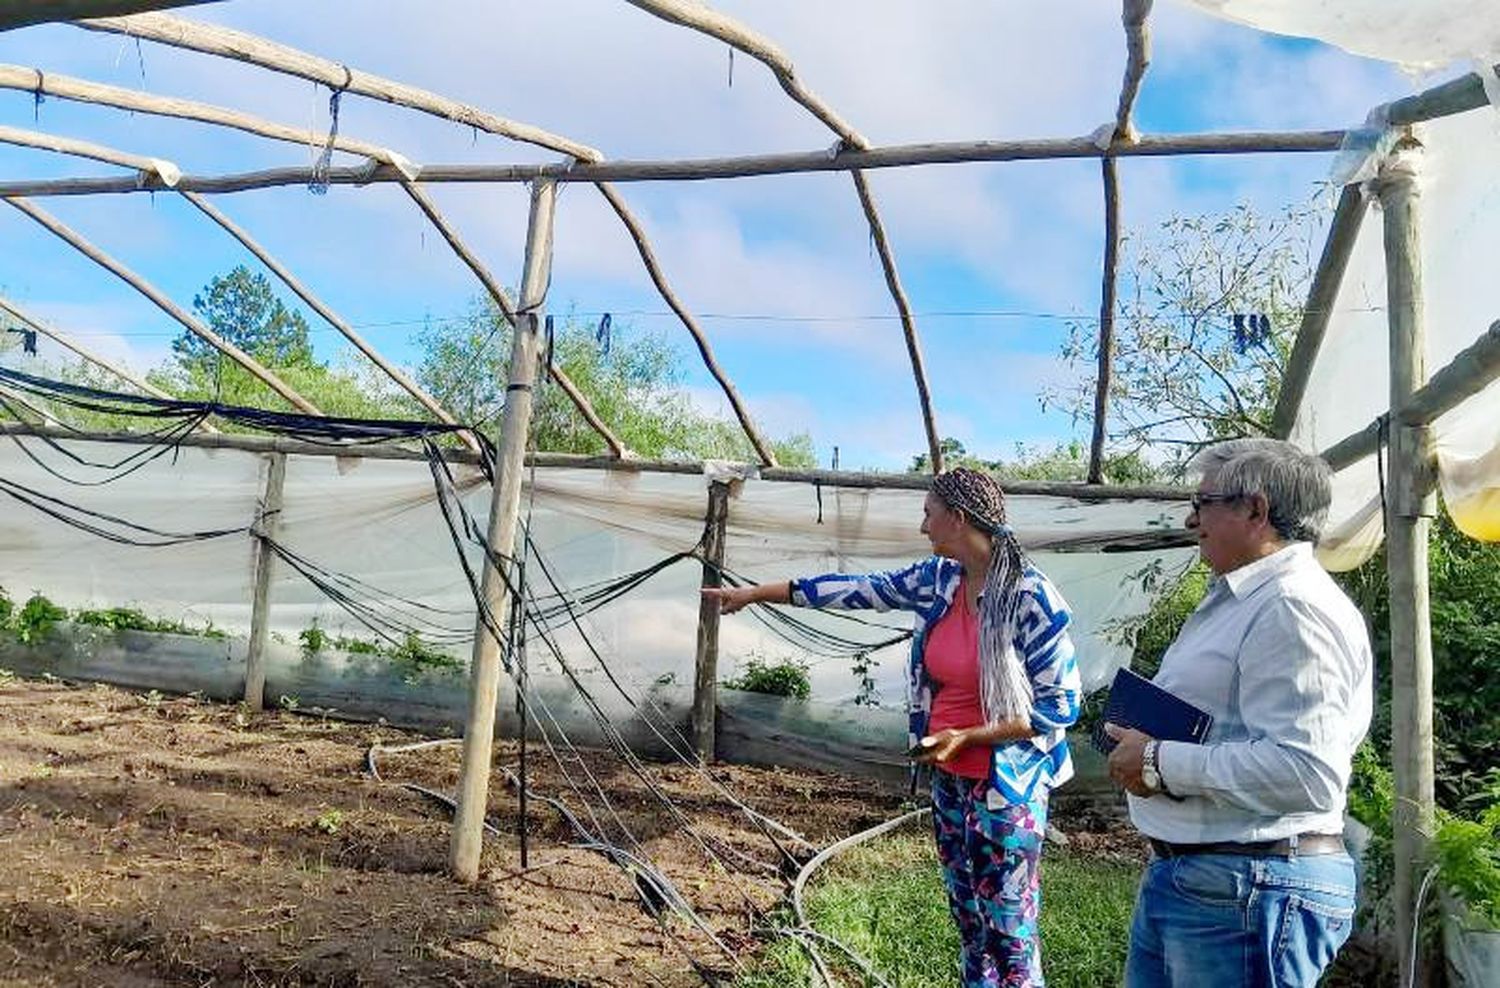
[704,467,1080,988]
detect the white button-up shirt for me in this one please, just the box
[1128,542,1373,844]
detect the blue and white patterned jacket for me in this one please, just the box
[791,555,1081,803]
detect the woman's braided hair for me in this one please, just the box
[930,467,1033,725]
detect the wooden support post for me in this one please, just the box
[245,451,286,711]
[1088,156,1121,484]
[1375,137,1438,988]
[1272,184,1367,438]
[449,179,556,883]
[691,481,731,762]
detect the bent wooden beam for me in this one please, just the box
[5,196,322,415]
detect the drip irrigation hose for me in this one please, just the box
[785,806,930,988]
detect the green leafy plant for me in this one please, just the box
[387,633,462,681]
[313,808,344,835]
[0,587,13,628]
[723,654,812,700]
[12,592,68,645]
[299,621,328,657]
[1434,775,1500,930]
[1077,559,1208,736]
[332,635,381,655]
[1346,741,1396,930]
[73,607,191,634]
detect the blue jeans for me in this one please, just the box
[1125,850,1357,988]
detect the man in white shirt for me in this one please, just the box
[1105,438,1373,988]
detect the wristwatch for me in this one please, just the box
[1141,739,1162,793]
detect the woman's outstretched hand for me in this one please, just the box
[700,585,760,615]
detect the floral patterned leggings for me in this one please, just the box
[930,770,1049,988]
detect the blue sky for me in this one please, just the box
[0,1,1428,469]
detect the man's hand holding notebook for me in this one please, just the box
[1090,667,1214,754]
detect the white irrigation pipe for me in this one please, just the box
[788,806,929,988]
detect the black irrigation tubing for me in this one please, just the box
[521,530,812,874]
[264,540,473,650]
[513,572,773,921]
[267,537,475,622]
[0,474,248,546]
[344,483,742,978]
[0,365,498,480]
[0,398,210,485]
[420,446,781,931]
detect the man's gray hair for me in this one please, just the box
[1189,438,1333,544]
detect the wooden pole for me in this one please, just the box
[0,131,1352,199]
[449,179,556,883]
[77,11,601,162]
[595,181,777,466]
[691,480,730,761]
[1319,319,1500,469]
[0,64,414,175]
[4,196,323,415]
[851,170,942,474]
[1088,156,1122,484]
[1115,0,1154,142]
[0,420,1197,499]
[1089,0,1153,485]
[0,123,181,184]
[398,179,627,459]
[1271,184,1368,438]
[244,451,286,711]
[1375,137,1437,988]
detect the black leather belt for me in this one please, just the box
[1149,832,1345,859]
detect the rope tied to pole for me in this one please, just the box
[309,64,354,195]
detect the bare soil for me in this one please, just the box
[0,675,1152,987]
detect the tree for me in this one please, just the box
[174,265,317,373]
[150,267,418,422]
[1048,199,1321,474]
[415,300,816,465]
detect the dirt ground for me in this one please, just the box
[0,674,1150,987]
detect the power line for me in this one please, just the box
[27,302,1390,341]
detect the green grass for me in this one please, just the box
[737,828,1139,988]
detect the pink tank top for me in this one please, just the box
[924,581,992,780]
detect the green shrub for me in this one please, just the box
[73,607,189,634]
[12,593,68,645]
[387,633,462,680]
[1347,741,1396,929]
[333,635,381,655]
[299,621,328,657]
[1434,776,1500,930]
[1335,511,1500,811]
[723,655,811,700]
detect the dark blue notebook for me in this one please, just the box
[1090,667,1214,754]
